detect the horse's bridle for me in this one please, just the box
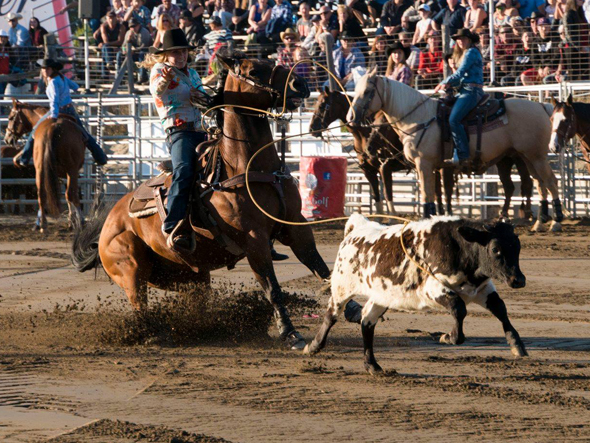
[5,108,30,146]
[554,108,577,143]
[228,64,287,111]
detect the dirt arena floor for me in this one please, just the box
[0,215,589,442]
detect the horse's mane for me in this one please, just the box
[381,77,431,109]
[572,102,590,122]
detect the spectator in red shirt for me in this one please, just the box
[495,26,518,76]
[416,30,443,89]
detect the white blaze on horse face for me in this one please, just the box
[347,74,372,124]
[549,110,566,153]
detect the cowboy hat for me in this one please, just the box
[280,28,300,41]
[37,58,64,71]
[387,41,411,59]
[451,28,480,43]
[5,12,23,21]
[149,28,195,54]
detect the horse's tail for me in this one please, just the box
[71,201,111,272]
[38,122,61,217]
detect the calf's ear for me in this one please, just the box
[458,226,492,246]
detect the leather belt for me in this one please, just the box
[464,83,483,89]
[165,122,197,135]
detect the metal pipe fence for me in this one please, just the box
[2,81,590,218]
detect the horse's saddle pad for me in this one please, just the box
[128,173,172,217]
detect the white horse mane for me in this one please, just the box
[377,76,438,124]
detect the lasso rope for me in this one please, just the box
[198,59,452,289]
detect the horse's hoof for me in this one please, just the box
[32,225,40,231]
[386,201,396,215]
[531,220,548,233]
[550,221,562,232]
[511,345,528,358]
[286,331,306,350]
[364,362,384,376]
[302,343,313,355]
[440,333,464,345]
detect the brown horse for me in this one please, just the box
[310,88,455,215]
[549,95,590,173]
[72,51,344,349]
[4,99,86,231]
[348,72,563,231]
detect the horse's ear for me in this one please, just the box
[550,95,557,106]
[322,85,330,96]
[566,94,573,106]
[11,97,16,107]
[215,51,235,72]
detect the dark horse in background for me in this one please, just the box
[72,51,359,350]
[4,99,87,231]
[550,95,590,172]
[310,89,533,220]
[0,146,36,214]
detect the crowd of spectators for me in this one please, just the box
[35,0,590,91]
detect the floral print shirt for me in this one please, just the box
[149,63,206,131]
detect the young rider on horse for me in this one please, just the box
[433,28,484,168]
[16,59,108,167]
[146,29,211,252]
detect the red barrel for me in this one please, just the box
[299,156,347,220]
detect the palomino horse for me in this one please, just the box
[549,95,590,173]
[72,51,346,350]
[347,71,562,231]
[4,99,86,231]
[310,88,455,216]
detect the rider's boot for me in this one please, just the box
[270,240,289,261]
[85,137,108,166]
[163,220,195,254]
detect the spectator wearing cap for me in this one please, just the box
[412,4,434,47]
[204,15,233,48]
[277,28,300,66]
[296,3,314,38]
[432,0,466,36]
[247,0,272,39]
[494,3,511,27]
[99,11,126,75]
[6,13,31,47]
[333,31,365,89]
[511,16,526,38]
[379,0,412,36]
[17,59,107,167]
[533,17,560,81]
[464,0,487,32]
[386,41,413,85]
[267,0,294,43]
[416,30,443,88]
[119,17,153,83]
[124,0,153,31]
[337,5,368,48]
[153,0,182,27]
[153,13,174,49]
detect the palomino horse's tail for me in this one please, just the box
[71,201,111,272]
[38,122,61,216]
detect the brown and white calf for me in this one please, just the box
[304,214,528,374]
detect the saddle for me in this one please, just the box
[437,92,508,172]
[128,137,291,260]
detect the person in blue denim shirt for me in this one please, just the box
[16,59,108,168]
[434,28,483,168]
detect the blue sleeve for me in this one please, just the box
[47,80,60,119]
[443,48,479,87]
[65,77,80,91]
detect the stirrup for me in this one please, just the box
[165,221,196,254]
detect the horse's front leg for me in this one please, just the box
[245,233,305,349]
[416,158,437,218]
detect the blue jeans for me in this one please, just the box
[101,45,118,75]
[163,130,207,233]
[449,86,484,161]
[20,105,108,165]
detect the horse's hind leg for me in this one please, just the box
[361,162,382,214]
[245,234,305,349]
[434,170,444,215]
[514,156,534,220]
[380,162,396,215]
[101,230,152,310]
[65,174,83,229]
[442,168,455,215]
[35,169,47,232]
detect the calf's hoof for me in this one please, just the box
[531,220,548,233]
[364,362,384,376]
[302,342,319,356]
[550,221,562,232]
[285,331,306,350]
[439,333,465,345]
